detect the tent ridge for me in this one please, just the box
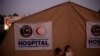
[24,2,98,18]
[15,2,99,23]
[70,2,87,21]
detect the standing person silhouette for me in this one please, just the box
[63,45,75,56]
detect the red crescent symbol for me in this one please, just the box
[5,19,9,25]
[36,27,41,35]
[5,19,11,26]
[34,25,46,37]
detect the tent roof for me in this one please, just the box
[15,2,100,23]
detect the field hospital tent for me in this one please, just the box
[0,2,100,56]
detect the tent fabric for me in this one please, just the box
[0,2,100,56]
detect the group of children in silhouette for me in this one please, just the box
[54,45,75,56]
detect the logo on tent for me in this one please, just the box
[91,25,100,36]
[34,25,46,37]
[20,25,32,37]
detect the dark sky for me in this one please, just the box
[0,0,100,16]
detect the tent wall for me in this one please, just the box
[0,2,100,56]
[67,3,100,56]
